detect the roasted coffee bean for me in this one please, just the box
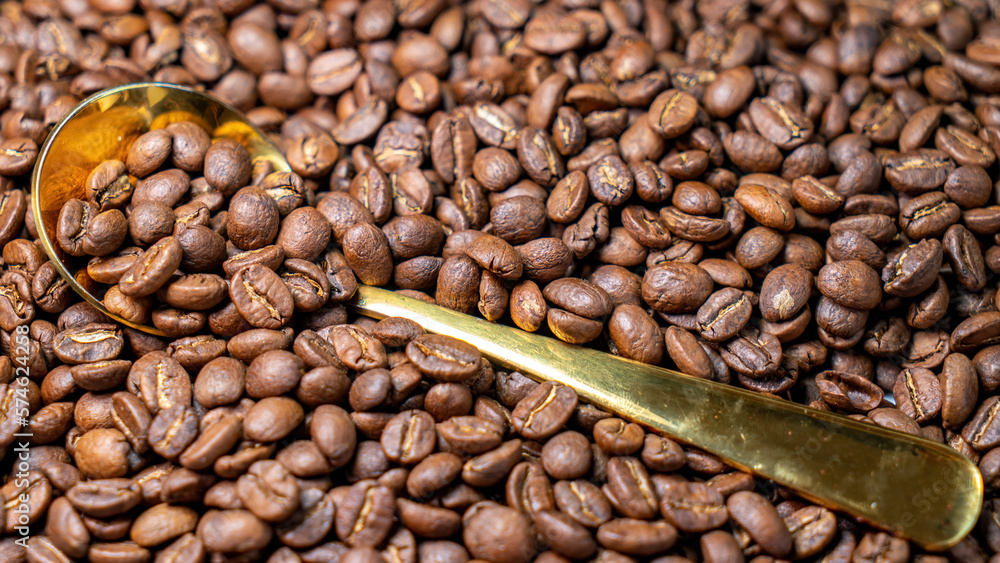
[116,237,183,298]
[893,368,943,423]
[648,90,697,138]
[309,404,357,469]
[132,169,189,208]
[343,223,393,286]
[941,353,978,430]
[595,518,677,557]
[8,1,1000,557]
[56,199,128,257]
[54,324,123,365]
[727,491,793,556]
[229,264,294,329]
[227,187,280,251]
[883,239,944,298]
[130,503,198,548]
[760,264,812,322]
[604,456,658,520]
[663,326,713,379]
[660,206,730,243]
[511,382,577,440]
[0,271,34,331]
[244,397,304,442]
[534,509,597,559]
[381,410,436,465]
[0,137,39,175]
[720,327,783,378]
[334,481,395,547]
[330,324,387,372]
[125,129,172,177]
[235,459,300,523]
[782,506,838,558]
[697,288,752,342]
[900,191,960,240]
[491,196,548,245]
[193,356,246,408]
[73,428,131,479]
[884,149,954,193]
[853,532,910,563]
[609,304,664,364]
[816,370,884,412]
[659,480,728,533]
[147,404,198,459]
[86,160,133,212]
[944,224,987,291]
[406,334,481,382]
[196,509,272,553]
[438,415,504,455]
[642,262,713,314]
[826,229,885,270]
[166,121,211,172]
[817,260,882,310]
[593,418,644,456]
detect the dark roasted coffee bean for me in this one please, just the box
[226,264,293,329]
[759,264,812,322]
[727,491,792,557]
[510,382,577,440]
[125,129,172,177]
[944,224,987,291]
[609,304,664,364]
[659,480,727,533]
[697,288,752,342]
[882,239,943,298]
[818,260,882,310]
[463,501,537,563]
[900,191,960,240]
[720,327,783,378]
[642,262,713,314]
[56,198,128,257]
[405,334,481,382]
[227,187,280,251]
[86,160,133,212]
[439,415,503,456]
[816,370,883,412]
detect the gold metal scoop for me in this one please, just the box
[31,82,289,336]
[32,83,983,549]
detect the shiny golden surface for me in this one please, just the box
[352,285,983,550]
[31,82,289,335]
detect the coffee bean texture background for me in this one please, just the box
[1,0,1000,560]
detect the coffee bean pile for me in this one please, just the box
[1,0,1000,559]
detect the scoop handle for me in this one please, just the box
[350,285,982,550]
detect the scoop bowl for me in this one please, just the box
[31,82,288,336]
